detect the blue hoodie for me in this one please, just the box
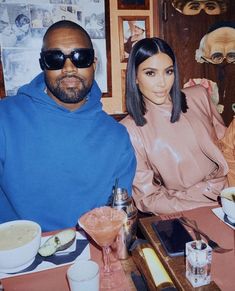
[0,73,136,231]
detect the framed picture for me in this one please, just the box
[101,0,112,97]
[118,16,150,62]
[0,0,111,98]
[121,69,127,112]
[118,0,150,10]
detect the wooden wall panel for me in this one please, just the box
[157,0,235,126]
[0,60,5,99]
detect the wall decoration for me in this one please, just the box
[0,0,111,97]
[118,15,150,62]
[195,21,235,64]
[118,0,149,10]
[232,103,235,113]
[121,69,126,112]
[171,0,228,16]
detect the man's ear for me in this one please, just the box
[93,57,97,71]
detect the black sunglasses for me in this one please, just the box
[39,48,94,70]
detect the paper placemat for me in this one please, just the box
[212,207,235,230]
[0,231,90,279]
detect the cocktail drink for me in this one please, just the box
[79,206,127,288]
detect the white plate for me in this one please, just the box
[212,207,235,230]
[55,239,76,254]
[0,258,34,273]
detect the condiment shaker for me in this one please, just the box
[186,240,212,287]
[112,188,138,259]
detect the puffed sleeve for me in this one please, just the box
[206,89,226,140]
[185,85,226,140]
[219,117,235,186]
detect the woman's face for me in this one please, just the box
[136,52,174,105]
[134,25,144,35]
[20,22,30,33]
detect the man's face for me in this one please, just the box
[43,27,96,110]
[20,22,30,33]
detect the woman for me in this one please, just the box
[121,37,228,214]
[124,21,145,57]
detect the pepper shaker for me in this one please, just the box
[112,188,138,259]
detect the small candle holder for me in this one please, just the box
[186,240,212,288]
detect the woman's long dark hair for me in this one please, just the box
[125,37,188,126]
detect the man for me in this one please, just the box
[0,20,136,231]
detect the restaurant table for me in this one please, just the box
[1,233,138,291]
[1,206,234,291]
[139,206,235,291]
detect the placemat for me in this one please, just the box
[1,237,132,291]
[0,231,90,279]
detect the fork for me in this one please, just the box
[179,217,233,254]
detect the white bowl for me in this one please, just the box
[220,187,235,224]
[0,220,41,272]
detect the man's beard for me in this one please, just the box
[45,74,92,104]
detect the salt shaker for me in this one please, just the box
[112,188,138,259]
[186,240,212,288]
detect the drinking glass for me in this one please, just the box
[67,260,99,291]
[79,206,127,289]
[186,240,212,287]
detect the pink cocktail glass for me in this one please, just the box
[79,206,127,289]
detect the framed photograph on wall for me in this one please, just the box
[118,16,150,62]
[121,69,127,112]
[118,0,149,10]
[0,0,112,98]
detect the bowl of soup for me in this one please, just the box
[0,220,41,272]
[220,187,235,224]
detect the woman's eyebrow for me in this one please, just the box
[142,65,174,71]
[142,67,157,71]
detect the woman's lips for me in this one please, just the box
[154,92,166,97]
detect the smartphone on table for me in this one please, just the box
[152,218,193,257]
